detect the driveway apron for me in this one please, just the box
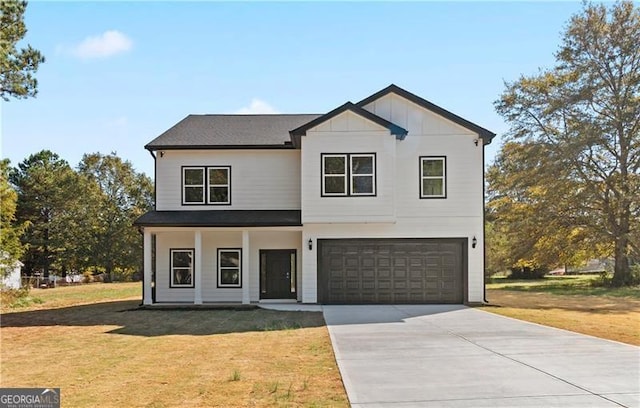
[323,305,640,407]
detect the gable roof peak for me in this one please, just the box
[357,84,496,145]
[289,100,408,147]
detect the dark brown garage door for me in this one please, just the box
[318,238,466,304]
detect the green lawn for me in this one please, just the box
[1,282,142,310]
[486,274,640,298]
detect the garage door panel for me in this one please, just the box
[318,238,465,304]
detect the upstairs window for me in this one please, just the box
[208,167,230,204]
[420,156,446,198]
[182,166,231,205]
[183,167,205,204]
[322,153,376,197]
[322,155,347,195]
[350,154,375,195]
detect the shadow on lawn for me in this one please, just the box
[0,300,325,337]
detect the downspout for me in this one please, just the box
[482,140,488,304]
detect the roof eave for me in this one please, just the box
[144,143,297,151]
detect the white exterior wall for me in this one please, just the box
[301,111,397,223]
[153,228,301,303]
[300,93,485,303]
[155,150,300,211]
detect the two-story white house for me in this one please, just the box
[134,85,495,305]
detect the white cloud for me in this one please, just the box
[235,99,280,114]
[71,30,133,59]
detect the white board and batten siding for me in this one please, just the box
[301,110,397,224]
[300,93,486,304]
[155,150,301,211]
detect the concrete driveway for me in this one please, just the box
[323,305,640,407]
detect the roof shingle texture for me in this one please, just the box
[145,114,321,149]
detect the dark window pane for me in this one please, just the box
[324,156,345,174]
[423,160,443,176]
[353,175,373,194]
[423,179,443,196]
[209,168,228,185]
[220,251,240,267]
[184,168,204,185]
[185,187,204,203]
[352,156,373,174]
[324,176,346,194]
[173,268,192,285]
[210,187,229,203]
[173,251,192,268]
[220,269,240,285]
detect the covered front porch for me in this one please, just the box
[135,210,307,305]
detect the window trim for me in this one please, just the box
[181,165,232,206]
[207,166,231,205]
[321,154,348,196]
[419,156,447,199]
[217,248,242,288]
[182,166,206,205]
[350,154,376,196]
[169,248,195,288]
[321,153,376,197]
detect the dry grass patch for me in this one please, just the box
[1,285,348,407]
[482,289,640,346]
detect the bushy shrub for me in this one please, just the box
[508,262,548,279]
[0,286,43,308]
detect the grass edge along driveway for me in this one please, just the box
[481,275,640,346]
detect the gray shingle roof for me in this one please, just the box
[145,114,321,150]
[134,210,302,227]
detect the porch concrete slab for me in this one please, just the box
[323,305,640,407]
[257,303,323,312]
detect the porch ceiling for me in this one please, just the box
[134,210,302,227]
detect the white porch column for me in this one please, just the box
[143,229,153,305]
[242,230,250,304]
[194,230,202,305]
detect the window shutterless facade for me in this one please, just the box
[420,156,446,198]
[217,249,242,288]
[170,249,194,288]
[182,166,231,205]
[321,153,376,197]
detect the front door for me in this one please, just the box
[260,249,296,299]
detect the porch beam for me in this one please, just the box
[194,230,203,304]
[242,230,250,304]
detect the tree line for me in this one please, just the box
[486,1,639,286]
[1,1,638,286]
[1,151,153,281]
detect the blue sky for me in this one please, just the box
[2,1,585,177]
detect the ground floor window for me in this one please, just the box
[218,249,242,288]
[170,249,194,288]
